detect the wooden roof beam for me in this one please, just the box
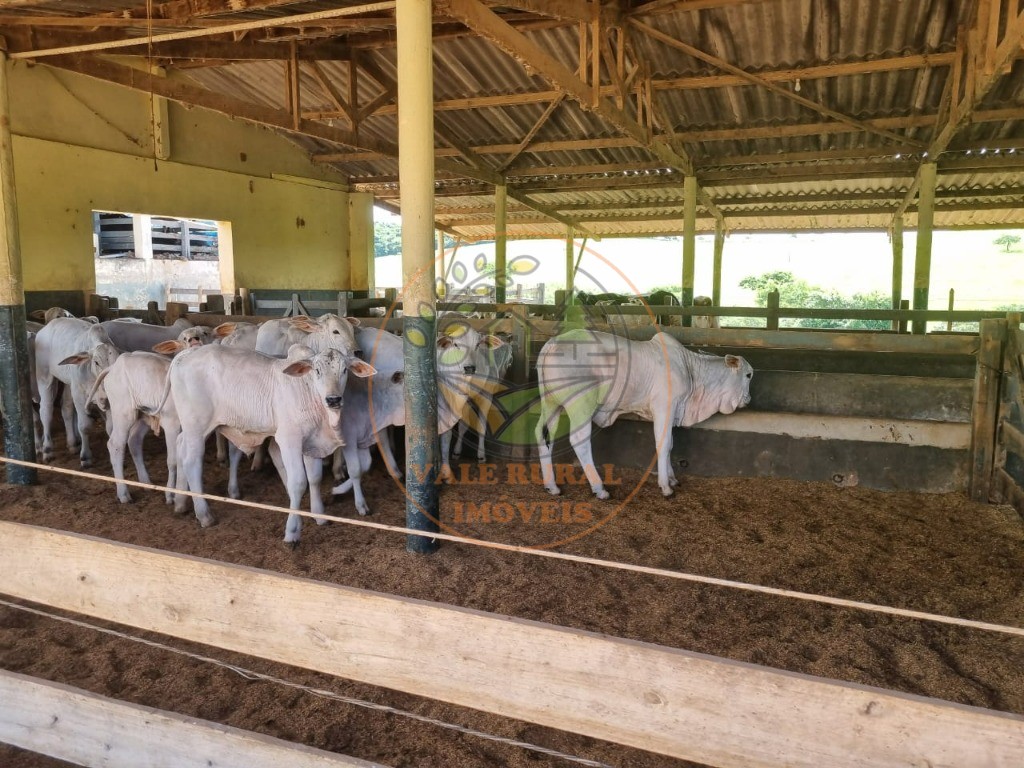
[630,18,927,149]
[898,1,1024,218]
[505,191,598,238]
[446,0,696,176]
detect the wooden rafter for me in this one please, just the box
[630,0,774,16]
[497,94,567,171]
[630,18,928,149]
[898,1,1024,216]
[447,0,696,176]
[307,62,355,126]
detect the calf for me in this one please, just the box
[535,329,751,498]
[100,318,193,352]
[88,352,179,504]
[34,318,120,466]
[255,314,360,358]
[156,343,375,546]
[692,296,720,329]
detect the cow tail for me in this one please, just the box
[144,367,173,417]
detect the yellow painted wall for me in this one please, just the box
[8,60,354,294]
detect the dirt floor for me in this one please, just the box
[2,427,1024,768]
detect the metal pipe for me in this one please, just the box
[10,2,397,59]
[398,0,439,554]
[0,52,37,485]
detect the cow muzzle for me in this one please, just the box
[463,364,477,375]
[325,396,344,409]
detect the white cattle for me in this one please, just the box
[213,321,260,350]
[330,325,488,514]
[692,295,720,329]
[156,343,375,546]
[88,352,179,504]
[535,329,752,498]
[100,318,193,352]
[34,317,120,466]
[29,307,75,324]
[254,314,360,358]
[450,333,514,462]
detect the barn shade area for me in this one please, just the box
[1,434,1023,768]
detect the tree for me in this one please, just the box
[739,271,892,330]
[374,221,403,257]
[994,234,1021,252]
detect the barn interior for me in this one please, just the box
[1,3,1024,768]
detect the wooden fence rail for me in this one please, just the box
[1,522,1023,768]
[993,322,1024,513]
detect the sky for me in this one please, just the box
[374,208,1023,310]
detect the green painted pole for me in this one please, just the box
[397,0,439,553]
[912,163,937,335]
[681,175,697,327]
[0,51,36,486]
[495,183,507,304]
[891,214,903,332]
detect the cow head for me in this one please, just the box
[281,347,376,429]
[718,354,754,414]
[177,326,212,348]
[59,342,121,417]
[288,313,361,358]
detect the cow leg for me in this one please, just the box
[274,440,309,548]
[215,432,228,465]
[567,418,608,500]
[304,454,330,524]
[535,400,560,495]
[226,441,244,500]
[163,422,180,505]
[180,431,216,527]
[453,420,466,456]
[71,389,94,468]
[58,385,78,455]
[653,416,675,497]
[106,412,135,504]
[126,418,152,485]
[439,429,454,483]
[332,443,370,516]
[38,379,59,462]
[331,447,346,481]
[251,439,268,472]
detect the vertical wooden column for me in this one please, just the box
[348,191,375,293]
[564,225,575,305]
[397,0,439,553]
[891,214,903,331]
[0,52,36,485]
[681,175,697,327]
[494,183,507,304]
[435,230,445,298]
[912,163,937,335]
[970,318,1006,502]
[711,219,724,308]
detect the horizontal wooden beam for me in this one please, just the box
[0,671,377,768]
[0,522,1021,768]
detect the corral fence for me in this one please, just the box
[3,303,1024,765]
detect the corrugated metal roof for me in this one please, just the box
[4,0,1023,237]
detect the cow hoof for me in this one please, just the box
[283,540,300,551]
[476,455,486,463]
[197,514,217,528]
[80,459,92,469]
[357,507,371,517]
[660,487,674,498]
[545,485,561,496]
[669,477,680,487]
[595,489,610,500]
[117,494,133,504]
[228,489,242,500]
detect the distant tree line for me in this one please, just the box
[374,222,468,257]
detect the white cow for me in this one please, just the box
[213,321,260,349]
[330,324,491,514]
[29,307,75,324]
[535,329,752,498]
[155,343,375,546]
[88,352,179,504]
[448,333,514,462]
[100,318,193,352]
[692,296,720,329]
[34,318,121,466]
[254,314,360,358]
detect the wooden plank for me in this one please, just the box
[1003,421,1024,460]
[994,468,1024,515]
[0,670,381,768]
[970,319,1006,500]
[1,522,1023,768]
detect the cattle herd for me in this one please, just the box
[10,304,752,547]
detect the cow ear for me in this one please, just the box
[346,316,361,327]
[153,340,186,355]
[282,360,312,377]
[213,323,235,338]
[724,354,741,369]
[58,352,90,366]
[349,360,377,378]
[437,335,455,349]
[29,310,46,322]
[391,370,404,384]
[481,334,505,348]
[288,316,317,333]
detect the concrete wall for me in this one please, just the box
[7,60,354,298]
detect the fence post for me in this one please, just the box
[969,318,1006,502]
[897,299,910,334]
[205,294,225,314]
[165,302,189,327]
[766,289,780,330]
[237,287,251,316]
[144,301,162,325]
[946,288,954,332]
[337,291,350,317]
[508,303,533,460]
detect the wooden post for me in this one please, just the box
[564,225,575,310]
[766,289,780,331]
[436,230,445,298]
[712,219,724,309]
[144,300,162,325]
[164,302,188,326]
[495,183,507,304]
[398,0,439,554]
[969,318,1006,502]
[681,174,697,326]
[238,286,251,316]
[947,288,955,332]
[0,50,36,485]
[891,214,903,331]
[912,162,937,335]
[898,299,910,334]
[205,293,225,314]
[508,303,532,460]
